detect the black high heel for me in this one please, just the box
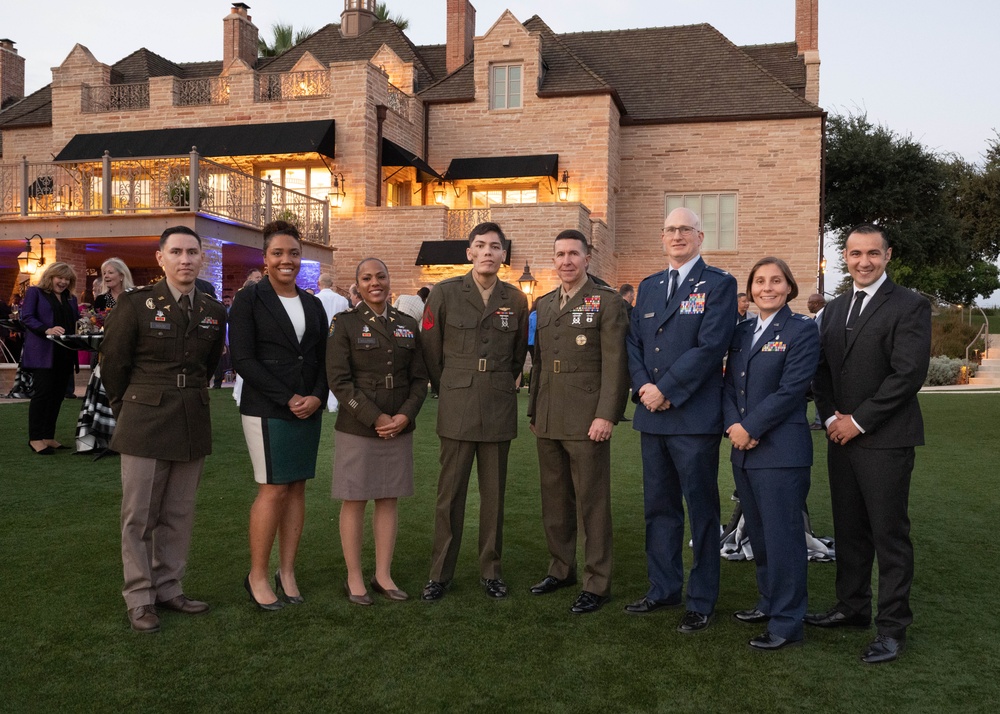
[244,574,283,611]
[29,442,55,455]
[274,570,304,605]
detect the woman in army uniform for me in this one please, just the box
[327,258,428,604]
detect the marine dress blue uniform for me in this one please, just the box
[723,304,819,640]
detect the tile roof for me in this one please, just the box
[0,84,51,129]
[258,21,439,90]
[741,42,807,97]
[418,59,474,103]
[556,24,820,122]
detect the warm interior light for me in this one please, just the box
[329,174,346,209]
[557,170,569,202]
[434,181,446,205]
[517,262,536,296]
[17,234,45,274]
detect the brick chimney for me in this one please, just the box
[341,0,376,38]
[0,39,25,109]
[224,3,259,69]
[446,0,476,75]
[795,0,820,105]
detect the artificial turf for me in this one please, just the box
[1,391,997,712]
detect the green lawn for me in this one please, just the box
[1,392,997,712]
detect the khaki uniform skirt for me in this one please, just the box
[332,430,414,500]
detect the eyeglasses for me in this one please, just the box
[662,225,699,236]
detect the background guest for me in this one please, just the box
[94,258,135,311]
[229,221,328,610]
[21,262,79,454]
[327,258,427,605]
[723,257,819,651]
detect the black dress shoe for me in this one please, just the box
[624,596,681,615]
[570,591,609,614]
[733,607,770,624]
[804,608,870,628]
[421,580,447,601]
[481,578,509,599]
[677,610,713,634]
[748,631,803,651]
[275,570,304,604]
[244,575,283,611]
[529,575,577,595]
[861,634,904,664]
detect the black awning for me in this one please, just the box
[415,240,512,266]
[443,154,558,181]
[53,120,336,161]
[381,138,441,180]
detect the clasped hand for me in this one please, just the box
[826,411,861,445]
[726,423,758,451]
[638,383,671,412]
[375,413,410,439]
[287,394,321,419]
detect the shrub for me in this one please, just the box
[931,310,985,358]
[925,356,978,386]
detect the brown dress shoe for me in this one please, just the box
[156,594,210,614]
[128,605,160,633]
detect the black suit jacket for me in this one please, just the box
[229,277,328,420]
[812,277,931,449]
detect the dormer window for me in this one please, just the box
[490,64,522,110]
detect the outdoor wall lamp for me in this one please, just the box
[328,173,346,209]
[17,233,45,275]
[557,170,570,201]
[819,257,827,274]
[434,181,447,205]
[517,261,537,299]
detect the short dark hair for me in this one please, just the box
[746,256,799,303]
[417,286,431,301]
[618,283,634,296]
[737,292,747,299]
[846,223,889,251]
[355,257,388,282]
[469,221,506,245]
[160,225,201,249]
[554,229,591,255]
[262,220,301,250]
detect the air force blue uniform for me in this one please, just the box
[626,258,736,613]
[723,305,819,639]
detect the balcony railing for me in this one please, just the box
[82,83,150,113]
[447,208,492,240]
[387,83,410,121]
[0,153,330,245]
[254,70,330,102]
[175,77,231,106]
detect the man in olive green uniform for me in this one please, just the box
[527,230,629,614]
[421,222,529,600]
[101,226,226,633]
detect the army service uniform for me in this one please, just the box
[101,280,226,609]
[527,278,629,596]
[421,271,529,582]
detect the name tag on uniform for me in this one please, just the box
[644,312,656,318]
[149,322,172,330]
[356,336,378,345]
[679,293,706,315]
[761,341,787,352]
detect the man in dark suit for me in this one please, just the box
[101,226,227,633]
[527,230,629,614]
[420,222,529,601]
[625,207,737,633]
[808,224,931,664]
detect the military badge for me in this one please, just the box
[422,305,435,331]
[680,293,706,315]
[145,298,155,310]
[576,334,587,346]
[571,312,582,325]
[761,341,787,352]
[154,310,166,322]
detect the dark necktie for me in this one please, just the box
[667,269,679,301]
[378,314,388,328]
[179,293,191,330]
[845,290,866,340]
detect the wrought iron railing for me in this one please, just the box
[0,154,330,245]
[254,70,330,102]
[82,83,150,113]
[447,208,492,240]
[387,83,410,120]
[175,77,231,106]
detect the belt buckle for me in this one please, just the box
[553,360,561,374]
[478,358,487,372]
[177,374,186,388]
[385,374,394,389]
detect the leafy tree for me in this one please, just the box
[375,3,409,30]
[825,113,999,304]
[258,23,315,58]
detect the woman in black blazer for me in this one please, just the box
[229,221,328,610]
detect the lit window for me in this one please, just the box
[470,186,537,207]
[490,65,522,110]
[665,193,737,250]
[259,166,332,202]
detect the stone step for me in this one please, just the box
[969,376,1000,386]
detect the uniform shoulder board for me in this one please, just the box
[792,313,813,322]
[130,284,154,293]
[438,276,463,287]
[703,265,730,276]
[639,271,666,287]
[594,283,618,294]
